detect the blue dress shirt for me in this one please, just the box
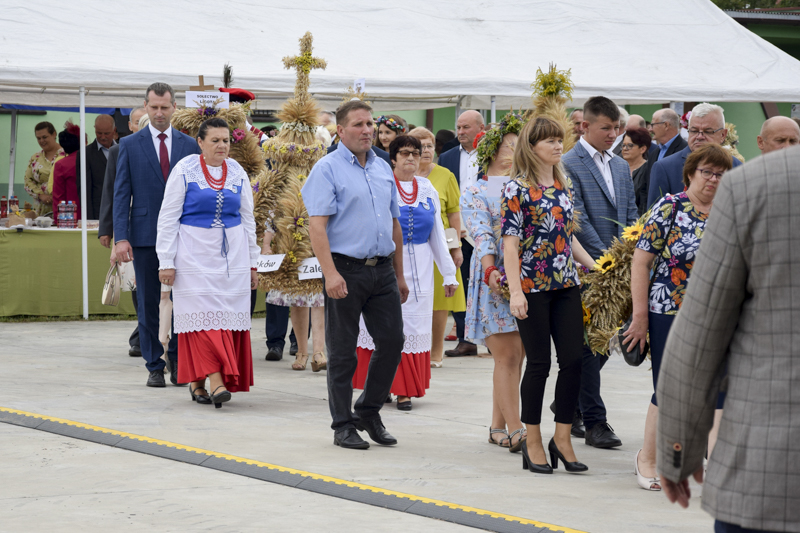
[302,142,400,259]
[658,133,681,161]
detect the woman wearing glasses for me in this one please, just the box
[620,128,652,215]
[623,144,733,490]
[353,135,458,410]
[408,127,465,368]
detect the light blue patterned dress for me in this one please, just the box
[461,180,517,345]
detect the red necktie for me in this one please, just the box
[158,133,169,181]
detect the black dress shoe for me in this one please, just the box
[445,341,478,357]
[585,422,622,449]
[333,428,370,449]
[128,345,142,357]
[355,417,397,445]
[549,401,586,438]
[146,370,166,388]
[521,442,553,474]
[548,438,588,472]
[290,340,299,356]
[169,360,185,386]
[397,400,412,411]
[265,347,283,361]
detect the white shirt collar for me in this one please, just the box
[148,123,171,140]
[458,144,475,156]
[580,136,614,161]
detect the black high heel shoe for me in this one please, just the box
[521,441,553,474]
[190,384,212,405]
[210,386,231,409]
[548,438,588,473]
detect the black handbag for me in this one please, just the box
[620,197,678,366]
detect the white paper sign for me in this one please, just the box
[256,254,285,273]
[297,257,323,280]
[354,78,366,93]
[185,91,229,109]
[485,176,508,198]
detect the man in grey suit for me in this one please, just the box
[657,146,800,532]
[98,107,146,357]
[563,96,639,448]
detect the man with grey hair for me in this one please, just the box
[626,114,647,131]
[756,115,800,155]
[77,114,117,220]
[570,109,584,138]
[611,107,630,155]
[637,108,687,214]
[113,83,200,387]
[318,110,336,126]
[647,103,741,207]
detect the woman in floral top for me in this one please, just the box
[624,144,732,491]
[501,117,594,474]
[24,121,64,215]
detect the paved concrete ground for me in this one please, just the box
[1,320,714,532]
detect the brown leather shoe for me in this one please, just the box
[445,341,478,357]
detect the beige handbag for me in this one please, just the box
[101,263,122,306]
[444,227,460,249]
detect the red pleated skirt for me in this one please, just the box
[178,330,253,392]
[352,348,431,398]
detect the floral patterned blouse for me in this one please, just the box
[24,149,65,214]
[636,192,707,315]
[500,177,580,293]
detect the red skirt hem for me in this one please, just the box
[178,330,253,392]
[352,347,431,398]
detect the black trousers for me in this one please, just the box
[451,239,474,344]
[516,287,583,425]
[129,290,140,349]
[324,255,404,431]
[131,246,177,372]
[249,290,298,351]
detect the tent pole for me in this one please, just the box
[79,87,89,320]
[454,96,462,129]
[490,96,496,124]
[7,109,17,199]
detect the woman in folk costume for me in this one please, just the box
[157,118,259,408]
[353,135,459,411]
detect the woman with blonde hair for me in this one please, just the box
[408,127,465,367]
[502,116,594,474]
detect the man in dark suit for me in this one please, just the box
[99,107,146,357]
[562,96,638,449]
[113,83,200,388]
[77,114,116,220]
[637,108,687,212]
[647,103,741,208]
[437,110,484,357]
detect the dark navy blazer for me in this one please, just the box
[113,127,200,247]
[437,145,461,186]
[647,145,742,208]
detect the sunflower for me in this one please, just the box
[594,252,616,273]
[582,304,592,326]
[622,223,644,242]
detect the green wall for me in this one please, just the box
[0,110,105,207]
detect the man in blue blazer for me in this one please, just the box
[113,83,200,388]
[647,103,741,209]
[562,96,638,449]
[437,110,484,357]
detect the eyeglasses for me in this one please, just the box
[620,143,636,149]
[687,127,724,137]
[650,121,667,128]
[421,144,435,152]
[696,168,724,181]
[397,150,421,158]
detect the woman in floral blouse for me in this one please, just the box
[624,143,733,491]
[501,117,594,474]
[24,121,64,215]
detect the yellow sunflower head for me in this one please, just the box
[622,223,644,242]
[594,252,616,273]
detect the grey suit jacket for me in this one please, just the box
[97,144,118,238]
[657,146,800,532]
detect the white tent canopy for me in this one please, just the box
[2,0,800,111]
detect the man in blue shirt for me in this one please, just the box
[304,100,409,450]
